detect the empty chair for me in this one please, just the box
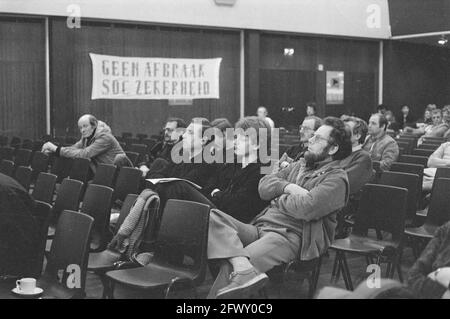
[30,151,50,181]
[136,133,148,141]
[50,156,73,183]
[378,171,419,226]
[405,178,450,256]
[114,167,141,202]
[418,143,439,150]
[91,164,117,188]
[105,200,210,299]
[38,210,94,298]
[412,148,434,158]
[80,184,114,252]
[48,178,84,239]
[14,148,33,167]
[32,172,57,205]
[69,157,91,184]
[14,166,32,190]
[32,140,44,152]
[0,159,14,176]
[390,162,424,207]
[21,139,33,150]
[88,193,138,298]
[122,132,133,139]
[0,146,14,161]
[125,151,139,166]
[330,184,408,290]
[9,136,21,149]
[399,155,428,168]
[31,200,53,277]
[0,135,7,147]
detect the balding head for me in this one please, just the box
[78,114,98,138]
[257,106,268,118]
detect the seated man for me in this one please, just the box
[139,117,187,177]
[422,141,450,192]
[341,117,373,195]
[407,221,450,299]
[207,117,351,299]
[442,105,450,140]
[42,114,128,173]
[279,116,322,169]
[0,172,40,278]
[256,106,275,129]
[363,113,399,171]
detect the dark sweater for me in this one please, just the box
[407,222,450,298]
[210,163,269,223]
[0,173,39,277]
[285,143,307,161]
[338,148,373,195]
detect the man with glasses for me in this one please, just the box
[363,113,399,171]
[206,117,351,299]
[279,116,322,169]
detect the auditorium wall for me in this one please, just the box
[50,19,241,137]
[0,17,46,140]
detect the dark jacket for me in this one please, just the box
[407,222,450,298]
[0,173,39,277]
[338,148,373,195]
[209,163,269,223]
[399,113,416,129]
[285,143,307,161]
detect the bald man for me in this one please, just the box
[257,106,275,129]
[42,114,128,172]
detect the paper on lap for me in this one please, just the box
[146,178,202,189]
[424,167,437,177]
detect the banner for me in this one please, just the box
[89,53,222,100]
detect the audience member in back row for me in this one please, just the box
[0,172,40,278]
[139,117,187,177]
[362,113,399,171]
[422,141,450,192]
[416,107,433,126]
[278,116,322,169]
[407,221,450,299]
[405,109,449,143]
[153,116,271,224]
[399,105,416,129]
[206,117,351,299]
[442,105,450,140]
[341,117,373,195]
[256,106,275,129]
[42,114,129,173]
[385,111,401,135]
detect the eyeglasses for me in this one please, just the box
[299,125,314,132]
[309,134,330,144]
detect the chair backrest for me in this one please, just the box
[422,136,445,144]
[14,166,32,190]
[32,172,57,204]
[32,200,53,277]
[354,184,408,243]
[80,184,113,251]
[14,148,32,167]
[10,136,21,148]
[399,155,428,168]
[142,138,157,150]
[122,132,133,139]
[92,163,117,188]
[412,148,434,158]
[378,171,419,220]
[153,200,210,283]
[50,156,74,183]
[30,151,49,181]
[69,157,91,184]
[0,159,15,176]
[21,139,33,150]
[115,193,139,232]
[136,133,148,141]
[125,151,139,166]
[397,141,410,153]
[46,210,94,292]
[114,167,141,201]
[53,178,83,217]
[419,143,440,150]
[0,146,14,161]
[426,178,450,226]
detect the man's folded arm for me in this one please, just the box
[258,163,295,200]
